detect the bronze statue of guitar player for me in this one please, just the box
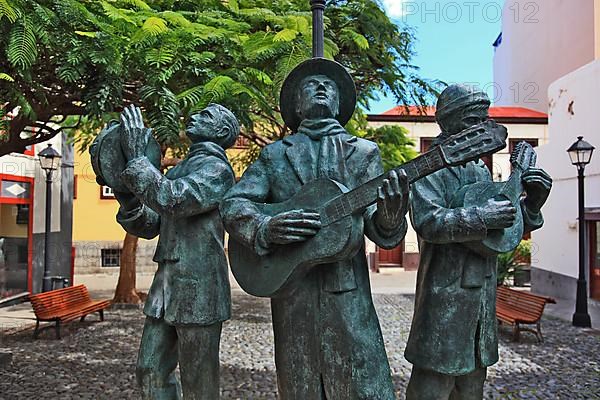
[220,57,411,399]
[405,84,552,400]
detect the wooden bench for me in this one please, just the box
[496,285,556,342]
[29,285,111,339]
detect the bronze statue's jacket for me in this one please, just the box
[117,142,234,325]
[405,160,544,375]
[221,128,406,400]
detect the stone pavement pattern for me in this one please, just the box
[1,291,599,399]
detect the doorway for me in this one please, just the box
[377,241,404,267]
[0,175,33,299]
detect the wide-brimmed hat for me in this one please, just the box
[280,58,356,132]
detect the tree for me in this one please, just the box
[1,0,435,302]
[1,0,437,156]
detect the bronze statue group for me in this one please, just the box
[93,57,552,400]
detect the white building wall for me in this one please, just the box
[493,0,595,112]
[533,59,600,299]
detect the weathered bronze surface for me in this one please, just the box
[92,104,239,399]
[405,84,552,399]
[221,57,408,399]
[228,119,507,298]
[89,119,161,192]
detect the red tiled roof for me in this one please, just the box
[382,106,436,116]
[381,105,547,119]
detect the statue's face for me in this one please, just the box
[443,106,489,135]
[296,74,340,120]
[186,105,227,143]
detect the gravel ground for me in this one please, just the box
[1,291,599,399]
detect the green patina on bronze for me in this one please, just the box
[405,84,552,400]
[91,104,239,399]
[221,57,409,399]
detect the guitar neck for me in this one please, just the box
[499,164,532,204]
[320,146,447,225]
[499,143,537,204]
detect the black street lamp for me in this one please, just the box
[567,136,595,328]
[38,144,61,292]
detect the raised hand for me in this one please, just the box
[120,104,151,161]
[480,199,517,230]
[522,167,552,212]
[263,209,321,245]
[376,170,409,231]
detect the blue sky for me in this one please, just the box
[369,0,504,114]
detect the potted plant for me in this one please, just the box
[513,240,532,287]
[496,240,532,287]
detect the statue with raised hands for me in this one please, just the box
[405,84,552,400]
[91,103,239,399]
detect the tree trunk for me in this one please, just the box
[113,232,146,304]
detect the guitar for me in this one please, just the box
[229,120,508,298]
[451,141,537,257]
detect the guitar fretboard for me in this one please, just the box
[499,142,537,203]
[320,147,446,226]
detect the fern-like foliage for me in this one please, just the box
[145,47,176,67]
[273,28,298,43]
[0,0,17,22]
[100,1,136,24]
[7,17,37,69]
[198,75,236,107]
[142,16,168,35]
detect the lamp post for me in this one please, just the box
[567,136,595,328]
[38,144,61,292]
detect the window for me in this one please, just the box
[420,138,435,153]
[0,179,31,199]
[16,204,29,225]
[101,249,121,267]
[100,185,115,199]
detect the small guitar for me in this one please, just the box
[229,120,508,298]
[451,141,537,257]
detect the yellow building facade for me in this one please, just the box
[72,143,247,274]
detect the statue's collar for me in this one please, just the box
[188,141,229,163]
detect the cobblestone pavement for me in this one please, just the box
[1,291,599,399]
